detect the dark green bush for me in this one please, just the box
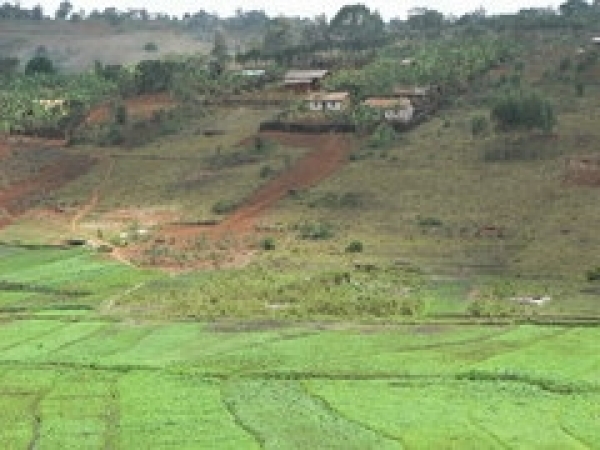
[417,216,443,227]
[491,90,556,133]
[260,237,276,251]
[211,200,238,215]
[586,267,600,281]
[471,115,489,137]
[25,56,55,75]
[259,165,276,179]
[297,221,334,240]
[345,241,364,253]
[144,42,158,52]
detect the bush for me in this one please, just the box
[259,165,276,179]
[417,216,443,227]
[471,114,489,137]
[260,237,276,251]
[585,267,600,281]
[25,56,56,75]
[368,123,397,148]
[297,221,334,240]
[345,241,364,253]
[491,90,556,133]
[144,42,158,52]
[211,200,238,215]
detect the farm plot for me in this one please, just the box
[0,245,161,312]
[0,319,598,448]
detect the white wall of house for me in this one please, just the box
[308,100,345,111]
[383,104,414,123]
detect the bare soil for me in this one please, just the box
[85,93,177,126]
[0,139,95,229]
[0,131,355,271]
[119,132,355,270]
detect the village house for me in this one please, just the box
[283,69,329,92]
[239,69,266,77]
[592,36,600,45]
[363,97,415,123]
[306,92,350,111]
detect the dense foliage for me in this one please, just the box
[323,35,514,98]
[0,72,117,134]
[491,90,557,133]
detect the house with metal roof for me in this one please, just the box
[306,92,350,111]
[284,70,330,92]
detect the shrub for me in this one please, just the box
[470,115,489,137]
[368,123,397,148]
[417,216,443,227]
[211,200,238,215]
[491,90,556,133]
[25,56,55,75]
[259,165,276,179]
[144,42,158,52]
[585,267,600,281]
[345,241,364,253]
[297,221,334,240]
[260,237,276,251]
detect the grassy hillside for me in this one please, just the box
[0,21,210,72]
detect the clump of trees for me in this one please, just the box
[491,90,556,133]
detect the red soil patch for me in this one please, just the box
[124,132,355,271]
[0,153,95,228]
[162,131,354,240]
[85,93,177,126]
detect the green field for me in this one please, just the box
[0,247,597,448]
[0,317,598,449]
[2,16,600,448]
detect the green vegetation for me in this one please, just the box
[0,317,598,448]
[3,2,600,447]
[491,90,557,133]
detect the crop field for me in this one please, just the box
[0,317,598,449]
[0,244,161,313]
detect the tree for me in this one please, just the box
[25,56,55,75]
[329,4,386,49]
[55,1,72,20]
[31,5,44,20]
[407,7,445,31]
[211,29,229,62]
[262,18,294,58]
[559,0,590,16]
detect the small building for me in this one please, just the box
[592,37,600,45]
[240,69,266,77]
[284,70,329,92]
[363,97,415,123]
[306,92,350,111]
[393,85,436,98]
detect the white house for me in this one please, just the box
[363,97,414,123]
[307,92,350,111]
[592,37,600,45]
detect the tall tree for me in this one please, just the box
[211,29,229,62]
[55,1,72,20]
[329,4,386,49]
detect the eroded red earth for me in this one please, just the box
[0,130,355,271]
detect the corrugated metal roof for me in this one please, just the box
[363,97,412,108]
[393,86,431,96]
[307,92,349,102]
[284,70,329,82]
